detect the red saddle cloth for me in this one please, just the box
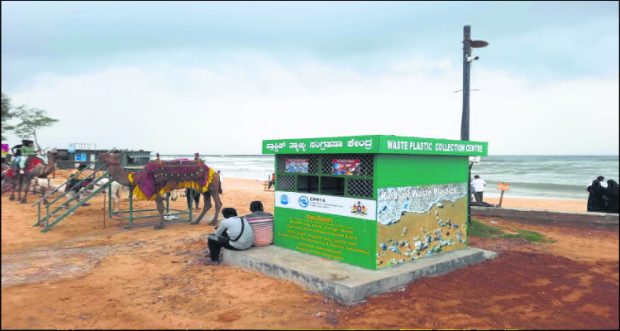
[152,160,207,185]
[4,156,45,178]
[6,157,44,178]
[26,156,45,172]
[133,159,210,198]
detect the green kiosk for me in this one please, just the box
[262,135,488,270]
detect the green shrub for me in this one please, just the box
[469,220,555,243]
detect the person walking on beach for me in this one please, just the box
[267,172,275,190]
[587,176,607,212]
[472,175,487,204]
[604,179,619,214]
[203,207,254,265]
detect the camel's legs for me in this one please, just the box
[40,185,49,205]
[21,176,32,203]
[16,176,24,202]
[154,196,166,230]
[9,177,17,200]
[190,192,212,225]
[208,190,223,226]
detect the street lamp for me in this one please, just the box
[461,25,488,226]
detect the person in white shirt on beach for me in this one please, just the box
[203,207,254,265]
[472,175,487,204]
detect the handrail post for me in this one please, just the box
[166,192,170,214]
[128,189,134,228]
[188,191,193,222]
[36,202,41,226]
[45,204,50,229]
[108,180,113,217]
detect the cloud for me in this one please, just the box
[6,53,618,155]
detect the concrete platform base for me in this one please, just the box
[222,246,497,305]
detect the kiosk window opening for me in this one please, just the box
[297,175,319,193]
[321,177,345,196]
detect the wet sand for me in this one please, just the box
[484,196,586,213]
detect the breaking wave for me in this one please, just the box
[377,183,467,225]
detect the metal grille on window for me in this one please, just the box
[348,179,373,198]
[307,155,320,174]
[276,175,296,191]
[276,155,287,173]
[321,154,374,176]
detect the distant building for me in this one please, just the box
[55,143,152,170]
[121,150,152,170]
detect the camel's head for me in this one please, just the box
[47,148,67,158]
[98,152,121,165]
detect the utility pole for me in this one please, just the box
[461,25,471,142]
[460,25,487,227]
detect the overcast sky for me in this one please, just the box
[2,1,618,155]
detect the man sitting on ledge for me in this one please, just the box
[203,207,254,266]
[244,200,274,247]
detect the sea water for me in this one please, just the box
[473,155,619,199]
[158,154,618,200]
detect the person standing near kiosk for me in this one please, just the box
[472,175,487,204]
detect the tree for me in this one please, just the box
[1,93,15,141]
[12,106,58,150]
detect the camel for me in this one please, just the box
[99,152,222,229]
[8,150,62,204]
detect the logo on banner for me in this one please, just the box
[298,196,309,208]
[280,194,289,205]
[351,201,368,215]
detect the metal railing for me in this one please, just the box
[34,162,111,232]
[31,161,102,206]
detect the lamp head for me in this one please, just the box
[470,40,489,48]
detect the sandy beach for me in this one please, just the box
[1,172,618,329]
[484,196,586,213]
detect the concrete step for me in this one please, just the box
[223,245,496,305]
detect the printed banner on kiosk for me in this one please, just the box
[331,159,360,176]
[275,191,377,221]
[285,159,309,173]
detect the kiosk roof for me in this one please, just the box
[262,135,487,156]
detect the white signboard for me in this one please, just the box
[275,191,377,221]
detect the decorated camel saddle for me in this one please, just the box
[128,159,215,201]
[6,156,45,179]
